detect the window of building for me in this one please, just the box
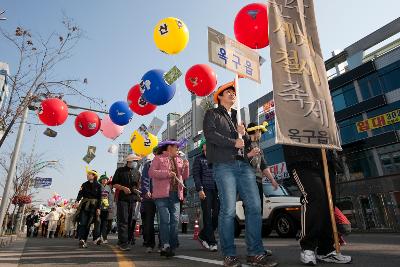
[333,93,346,111]
[338,115,367,144]
[377,143,400,175]
[358,73,383,101]
[332,83,358,112]
[377,61,400,93]
[345,149,379,179]
[381,66,400,93]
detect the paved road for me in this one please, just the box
[0,233,399,266]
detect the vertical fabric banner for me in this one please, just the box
[269,0,341,150]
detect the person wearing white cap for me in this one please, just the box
[112,153,142,251]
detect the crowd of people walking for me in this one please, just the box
[22,81,353,267]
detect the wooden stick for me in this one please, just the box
[321,148,340,253]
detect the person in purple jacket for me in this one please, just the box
[149,139,189,258]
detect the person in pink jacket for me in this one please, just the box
[149,139,189,258]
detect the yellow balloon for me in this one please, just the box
[153,17,189,55]
[130,130,158,157]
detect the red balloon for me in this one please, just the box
[185,64,217,97]
[234,3,269,49]
[38,98,68,126]
[127,84,156,116]
[74,111,101,137]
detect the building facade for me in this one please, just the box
[247,19,400,232]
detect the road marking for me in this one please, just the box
[175,255,250,266]
[109,245,136,267]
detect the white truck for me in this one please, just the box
[235,183,301,238]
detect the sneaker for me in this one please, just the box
[102,239,108,244]
[93,237,102,245]
[301,250,316,266]
[160,245,170,257]
[317,251,352,264]
[247,254,278,267]
[223,256,242,267]
[209,244,218,252]
[146,247,153,253]
[79,240,87,248]
[264,249,273,256]
[198,236,210,249]
[118,244,131,251]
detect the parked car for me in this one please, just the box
[235,183,301,238]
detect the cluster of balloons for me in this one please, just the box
[47,193,68,207]
[37,6,268,156]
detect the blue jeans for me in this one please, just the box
[213,161,264,256]
[155,191,180,250]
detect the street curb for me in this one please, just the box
[0,234,18,248]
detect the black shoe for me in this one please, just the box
[166,247,175,258]
[160,248,167,257]
[223,256,242,267]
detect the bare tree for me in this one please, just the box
[0,151,61,216]
[0,16,104,149]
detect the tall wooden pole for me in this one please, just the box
[321,148,340,253]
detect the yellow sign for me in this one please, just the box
[356,109,400,133]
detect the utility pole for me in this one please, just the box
[0,97,30,235]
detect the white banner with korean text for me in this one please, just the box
[269,0,341,150]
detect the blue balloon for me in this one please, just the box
[109,101,133,126]
[141,69,176,106]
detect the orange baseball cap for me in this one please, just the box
[213,81,236,104]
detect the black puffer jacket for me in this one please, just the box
[203,106,250,164]
[112,165,141,202]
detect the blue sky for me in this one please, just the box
[1,0,400,204]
